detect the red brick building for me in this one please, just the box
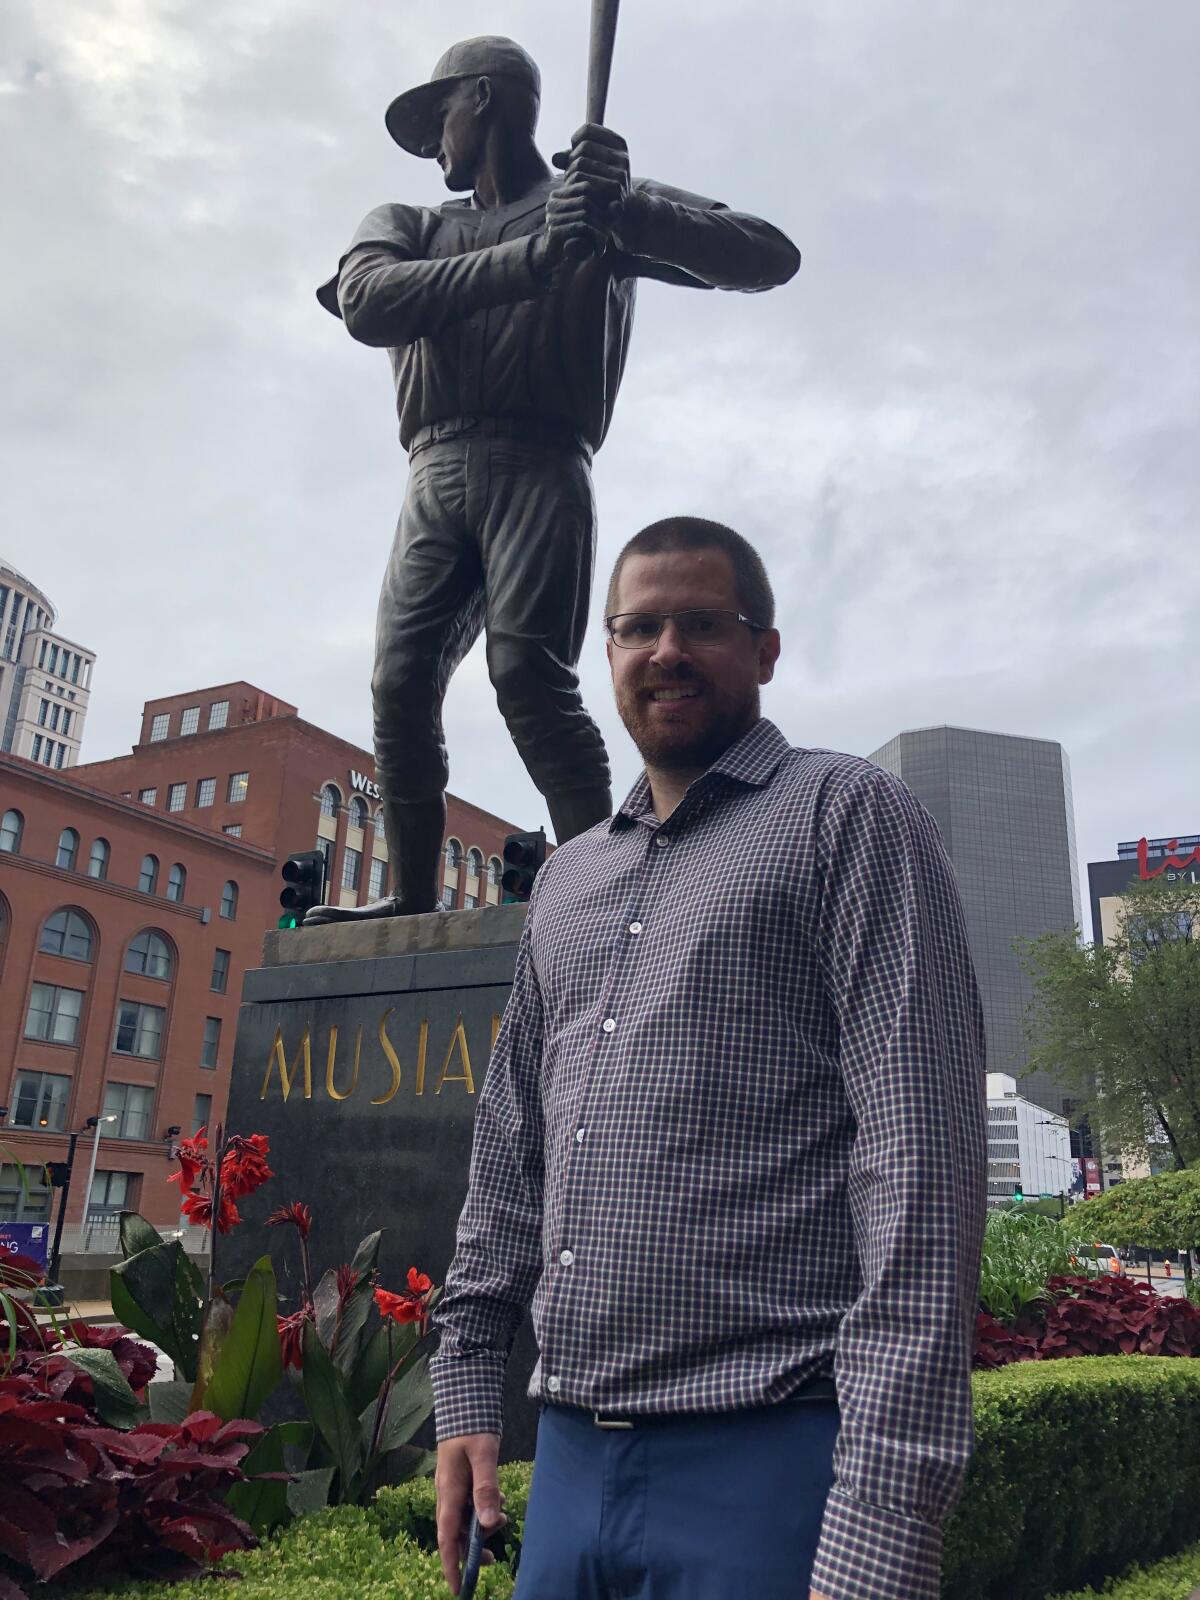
[0,682,520,1244]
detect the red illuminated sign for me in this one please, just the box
[1137,837,1200,881]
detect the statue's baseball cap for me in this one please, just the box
[384,37,541,156]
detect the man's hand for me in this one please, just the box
[810,1592,833,1600]
[435,1432,505,1595]
[541,122,636,265]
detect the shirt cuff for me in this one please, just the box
[810,1487,942,1600]
[430,1350,507,1441]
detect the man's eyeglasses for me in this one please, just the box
[605,608,769,650]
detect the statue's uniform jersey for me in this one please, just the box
[318,176,799,454]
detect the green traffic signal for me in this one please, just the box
[1013,1186,1024,1204]
[278,914,298,929]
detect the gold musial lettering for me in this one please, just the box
[260,1008,501,1104]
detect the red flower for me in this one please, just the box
[277,1307,312,1370]
[374,1287,423,1324]
[220,1134,273,1200]
[336,1265,359,1307]
[180,1189,241,1234]
[266,1202,312,1241]
[170,1130,210,1193]
[407,1267,433,1295]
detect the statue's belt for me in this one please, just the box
[407,414,592,460]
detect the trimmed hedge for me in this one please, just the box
[60,1358,1200,1600]
[1050,1539,1200,1599]
[944,1357,1200,1600]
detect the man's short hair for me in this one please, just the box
[605,517,776,628]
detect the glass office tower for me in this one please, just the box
[869,726,1082,1118]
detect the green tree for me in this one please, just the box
[1069,1168,1200,1283]
[1022,877,1200,1173]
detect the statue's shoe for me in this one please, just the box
[302,896,445,926]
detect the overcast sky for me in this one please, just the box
[4,0,1197,884]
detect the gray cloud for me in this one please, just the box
[3,0,1197,889]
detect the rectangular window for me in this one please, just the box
[180,706,200,736]
[222,824,242,838]
[37,699,48,726]
[464,893,478,909]
[12,1071,72,1131]
[0,1163,51,1224]
[102,1081,155,1141]
[48,645,59,674]
[139,787,157,807]
[90,1170,134,1214]
[227,771,249,804]
[24,983,84,1046]
[113,1000,165,1060]
[70,654,81,685]
[43,741,55,767]
[196,777,216,808]
[210,949,230,993]
[167,782,187,813]
[50,703,61,731]
[149,712,170,742]
[208,700,229,731]
[192,1093,212,1134]
[31,735,42,763]
[61,710,72,737]
[368,858,386,900]
[341,847,362,892]
[54,745,65,769]
[201,1016,221,1069]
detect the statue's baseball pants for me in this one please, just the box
[371,434,611,808]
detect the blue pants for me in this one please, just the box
[515,1399,840,1599]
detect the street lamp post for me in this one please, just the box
[81,1114,117,1251]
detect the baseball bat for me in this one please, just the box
[564,0,621,260]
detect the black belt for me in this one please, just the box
[407,414,592,460]
[580,1377,837,1431]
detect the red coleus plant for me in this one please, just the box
[0,1365,260,1600]
[974,1273,1200,1367]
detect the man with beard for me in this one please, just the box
[432,518,987,1600]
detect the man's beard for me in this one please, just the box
[615,671,760,771]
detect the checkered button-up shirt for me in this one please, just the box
[431,718,987,1600]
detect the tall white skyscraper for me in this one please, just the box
[0,557,96,770]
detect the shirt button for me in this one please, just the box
[559,1249,575,1266]
[547,1375,561,1394]
[602,1017,616,1033]
[655,835,669,848]
[628,921,643,934]
[575,1127,586,1143]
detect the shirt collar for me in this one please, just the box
[610,718,793,831]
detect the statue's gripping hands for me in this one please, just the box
[309,36,798,922]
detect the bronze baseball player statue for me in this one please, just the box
[308,35,799,922]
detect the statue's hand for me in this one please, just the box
[549,123,636,253]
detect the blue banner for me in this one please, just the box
[0,1222,50,1271]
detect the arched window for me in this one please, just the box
[88,838,110,880]
[466,847,484,879]
[319,784,341,819]
[166,863,187,903]
[55,829,79,872]
[0,810,22,854]
[487,856,503,888]
[444,838,462,869]
[374,809,386,841]
[138,854,159,894]
[220,880,238,920]
[39,907,94,962]
[348,797,367,831]
[125,929,173,980]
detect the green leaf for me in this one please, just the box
[188,1291,236,1414]
[118,1211,165,1260]
[110,1240,203,1381]
[286,1466,335,1517]
[301,1317,363,1502]
[203,1256,283,1423]
[360,1348,433,1462]
[60,1346,145,1429]
[348,1230,383,1283]
[147,1379,193,1424]
[225,1423,291,1536]
[377,1443,437,1486]
[312,1267,340,1349]
[346,1320,403,1417]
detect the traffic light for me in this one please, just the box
[279,850,326,927]
[502,829,547,902]
[1013,1183,1024,1204]
[46,1161,72,1189]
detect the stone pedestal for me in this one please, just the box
[222,905,540,1458]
